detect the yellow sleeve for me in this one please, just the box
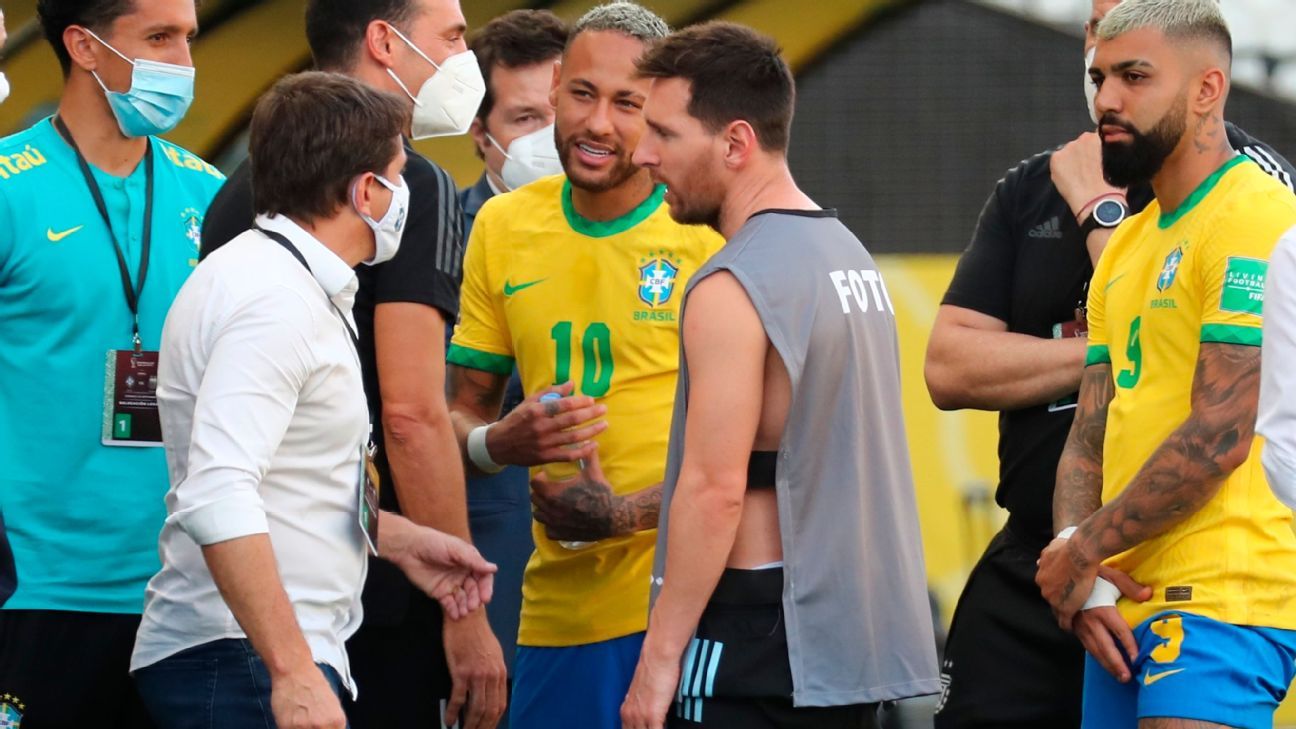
[1085,235,1114,366]
[1197,196,1293,348]
[448,203,515,375]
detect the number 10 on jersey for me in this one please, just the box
[551,321,614,397]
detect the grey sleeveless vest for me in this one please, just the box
[651,210,940,706]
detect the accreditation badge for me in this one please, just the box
[1048,315,1089,413]
[358,443,381,556]
[102,349,163,446]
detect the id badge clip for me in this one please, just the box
[102,344,163,447]
[358,442,381,556]
[1048,311,1090,412]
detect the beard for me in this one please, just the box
[557,127,641,193]
[1100,99,1186,188]
[661,157,726,230]
[665,193,721,230]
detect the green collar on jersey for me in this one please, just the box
[1158,154,1249,229]
[561,179,665,238]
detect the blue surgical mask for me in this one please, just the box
[84,29,195,138]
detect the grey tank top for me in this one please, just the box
[652,210,940,706]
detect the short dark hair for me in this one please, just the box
[637,22,795,153]
[249,72,408,224]
[470,9,568,122]
[305,0,419,72]
[37,0,137,75]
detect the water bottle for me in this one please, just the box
[539,392,594,551]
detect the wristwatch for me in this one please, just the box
[1078,196,1129,238]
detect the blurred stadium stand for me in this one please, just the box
[983,0,1296,96]
[6,0,1287,252]
[792,0,1296,254]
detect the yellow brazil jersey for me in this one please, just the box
[449,175,724,647]
[1086,156,1296,630]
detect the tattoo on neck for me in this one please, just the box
[1193,114,1225,155]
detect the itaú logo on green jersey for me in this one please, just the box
[0,145,47,180]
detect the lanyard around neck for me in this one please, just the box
[54,115,155,351]
[252,225,361,354]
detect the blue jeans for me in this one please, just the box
[134,638,348,729]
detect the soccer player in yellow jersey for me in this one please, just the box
[446,3,723,728]
[1036,2,1296,728]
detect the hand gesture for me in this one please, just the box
[394,527,497,620]
[1036,535,1098,630]
[530,448,630,542]
[486,382,607,467]
[621,651,682,729]
[1074,566,1152,683]
[443,613,508,729]
[1051,131,1125,220]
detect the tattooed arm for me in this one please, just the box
[1037,363,1114,626]
[1071,342,1259,563]
[1040,343,1258,626]
[447,364,608,475]
[530,465,663,542]
[1054,363,1115,532]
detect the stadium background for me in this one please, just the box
[3,0,1295,717]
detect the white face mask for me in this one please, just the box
[1084,46,1099,125]
[0,73,10,105]
[354,173,410,266]
[384,25,485,139]
[488,123,563,191]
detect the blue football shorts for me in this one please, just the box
[1082,610,1296,729]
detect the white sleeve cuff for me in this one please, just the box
[171,490,270,545]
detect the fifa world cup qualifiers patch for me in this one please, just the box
[1220,257,1267,315]
[1166,586,1193,602]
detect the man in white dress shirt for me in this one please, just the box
[130,71,496,729]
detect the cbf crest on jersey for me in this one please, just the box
[181,207,205,266]
[0,693,24,728]
[638,250,682,307]
[1157,247,1184,292]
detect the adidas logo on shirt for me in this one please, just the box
[1028,217,1064,239]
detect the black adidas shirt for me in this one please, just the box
[942,123,1295,547]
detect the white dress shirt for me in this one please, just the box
[1259,224,1296,511]
[131,214,369,697]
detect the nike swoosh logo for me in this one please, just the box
[504,278,546,297]
[47,225,84,242]
[1142,668,1184,686]
[1104,273,1127,293]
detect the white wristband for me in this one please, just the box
[1056,527,1120,610]
[1083,576,1121,610]
[468,425,505,474]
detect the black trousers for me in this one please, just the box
[934,524,1084,729]
[669,568,880,729]
[345,560,454,728]
[0,609,155,729]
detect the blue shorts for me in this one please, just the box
[509,632,645,729]
[1082,611,1296,729]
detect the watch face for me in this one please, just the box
[1095,199,1127,226]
